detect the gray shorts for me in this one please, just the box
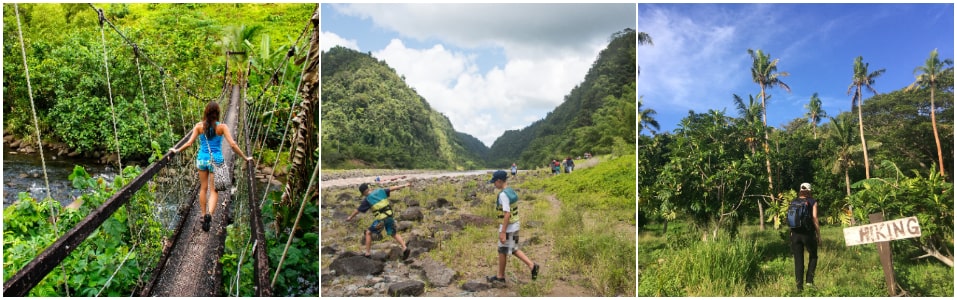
[497,231,520,254]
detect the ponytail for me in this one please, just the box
[203,101,220,138]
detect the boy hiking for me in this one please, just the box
[486,170,539,284]
[346,182,411,259]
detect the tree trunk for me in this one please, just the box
[919,244,954,268]
[757,199,765,231]
[930,87,946,177]
[857,85,871,179]
[760,85,775,230]
[845,168,855,225]
[661,219,669,235]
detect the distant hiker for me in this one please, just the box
[510,163,518,176]
[486,170,539,284]
[788,182,820,291]
[560,158,567,174]
[170,101,253,232]
[552,159,560,175]
[346,182,411,259]
[565,157,574,173]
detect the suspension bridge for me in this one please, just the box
[3,4,319,296]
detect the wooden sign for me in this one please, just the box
[843,216,921,246]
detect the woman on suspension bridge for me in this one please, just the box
[170,101,253,232]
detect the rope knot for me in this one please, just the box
[96,8,106,27]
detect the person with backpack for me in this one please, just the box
[510,163,518,177]
[486,170,539,284]
[788,182,820,291]
[346,182,411,259]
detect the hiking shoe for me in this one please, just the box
[805,283,815,289]
[402,248,411,260]
[531,264,540,280]
[202,214,211,232]
[486,275,505,284]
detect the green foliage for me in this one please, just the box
[4,3,314,163]
[321,46,486,169]
[3,165,167,296]
[848,161,954,266]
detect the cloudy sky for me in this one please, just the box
[638,3,954,134]
[321,3,636,146]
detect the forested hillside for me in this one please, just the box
[488,29,637,167]
[320,46,487,170]
[2,3,314,162]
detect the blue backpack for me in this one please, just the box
[786,198,813,231]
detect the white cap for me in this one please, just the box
[800,182,811,191]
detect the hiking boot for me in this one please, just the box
[531,264,540,280]
[805,282,815,289]
[402,248,411,260]
[202,214,211,232]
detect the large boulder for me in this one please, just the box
[399,207,423,221]
[408,237,437,251]
[451,214,495,230]
[411,258,456,287]
[461,280,490,292]
[388,281,425,296]
[329,255,384,276]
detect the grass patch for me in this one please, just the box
[639,221,954,296]
[522,155,637,296]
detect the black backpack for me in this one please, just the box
[786,198,813,231]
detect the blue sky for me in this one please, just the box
[638,3,955,134]
[321,3,636,147]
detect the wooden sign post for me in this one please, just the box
[842,213,922,296]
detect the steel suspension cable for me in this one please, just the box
[95,8,124,171]
[133,45,156,141]
[13,4,51,202]
[14,4,66,296]
[270,159,319,288]
[257,67,308,209]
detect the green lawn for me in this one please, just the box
[638,222,953,297]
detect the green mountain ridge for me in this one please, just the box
[488,28,637,168]
[320,46,486,170]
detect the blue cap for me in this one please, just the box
[488,170,508,183]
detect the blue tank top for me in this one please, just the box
[197,122,224,163]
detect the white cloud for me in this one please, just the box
[331,3,633,146]
[320,31,360,52]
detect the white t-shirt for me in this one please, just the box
[498,191,520,233]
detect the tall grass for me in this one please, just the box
[639,222,954,296]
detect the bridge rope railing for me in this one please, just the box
[223,6,317,295]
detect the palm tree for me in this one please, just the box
[638,96,660,135]
[847,56,885,179]
[638,32,653,78]
[733,93,767,229]
[748,48,791,226]
[827,115,857,224]
[805,92,827,139]
[220,25,264,83]
[907,48,953,177]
